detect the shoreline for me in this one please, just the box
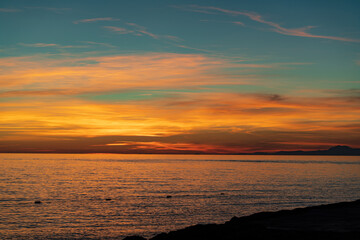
[124,199,360,240]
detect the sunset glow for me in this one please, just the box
[1,0,359,153]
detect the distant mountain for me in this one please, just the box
[252,145,360,156]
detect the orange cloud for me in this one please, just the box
[0,52,358,153]
[0,52,309,97]
[1,90,359,144]
[0,53,258,95]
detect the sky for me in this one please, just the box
[0,0,359,154]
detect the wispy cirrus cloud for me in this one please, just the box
[19,43,58,47]
[233,21,245,26]
[104,23,181,41]
[126,22,159,39]
[0,8,22,12]
[73,17,120,24]
[174,44,213,53]
[179,5,360,43]
[19,42,88,49]
[0,7,70,13]
[200,19,245,26]
[75,17,181,41]
[80,41,116,48]
[104,26,137,35]
[24,6,71,13]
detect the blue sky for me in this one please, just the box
[1,0,359,89]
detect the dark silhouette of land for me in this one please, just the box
[124,199,360,240]
[2,145,359,155]
[250,145,360,156]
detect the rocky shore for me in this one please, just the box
[124,199,360,240]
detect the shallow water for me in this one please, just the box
[1,154,359,239]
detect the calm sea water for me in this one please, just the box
[1,154,359,239]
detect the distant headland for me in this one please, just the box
[1,145,359,155]
[248,145,360,156]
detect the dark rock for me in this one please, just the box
[123,236,147,240]
[34,200,42,204]
[105,198,112,201]
[166,195,172,198]
[145,199,360,240]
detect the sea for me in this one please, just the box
[1,154,359,239]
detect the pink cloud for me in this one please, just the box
[73,17,120,24]
[103,26,135,34]
[106,141,240,153]
[233,21,245,26]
